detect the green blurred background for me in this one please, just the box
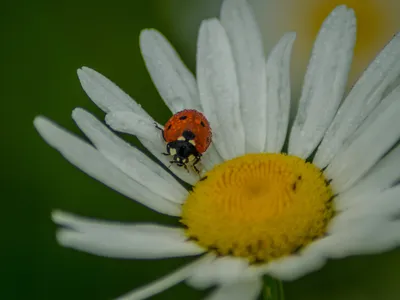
[2,0,400,299]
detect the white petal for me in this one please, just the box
[220,0,267,153]
[288,6,356,159]
[205,278,262,300]
[265,33,296,153]
[72,108,187,203]
[349,85,400,138]
[34,117,180,216]
[105,111,198,185]
[197,18,245,160]
[187,256,254,289]
[325,86,400,192]
[77,67,150,117]
[254,242,326,281]
[140,29,201,113]
[53,211,204,259]
[186,255,219,289]
[329,186,400,234]
[314,33,400,168]
[335,144,400,210]
[105,111,161,140]
[314,220,400,259]
[116,255,212,300]
[201,145,224,172]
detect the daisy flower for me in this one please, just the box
[34,0,400,299]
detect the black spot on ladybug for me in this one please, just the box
[167,124,172,130]
[182,130,195,140]
[291,182,297,191]
[179,115,187,120]
[200,121,205,127]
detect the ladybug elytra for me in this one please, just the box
[157,109,212,173]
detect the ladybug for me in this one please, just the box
[156,109,212,173]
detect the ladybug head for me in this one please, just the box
[166,140,199,166]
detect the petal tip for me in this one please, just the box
[104,112,117,127]
[332,4,348,12]
[326,5,354,23]
[139,29,150,42]
[77,68,87,81]
[221,0,250,11]
[77,66,91,75]
[33,116,47,128]
[78,66,98,81]
[51,210,75,225]
[140,28,157,38]
[51,210,65,223]
[33,116,56,137]
[55,229,75,247]
[71,107,86,119]
[200,18,220,29]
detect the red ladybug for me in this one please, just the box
[157,109,212,173]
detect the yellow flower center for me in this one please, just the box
[181,153,334,264]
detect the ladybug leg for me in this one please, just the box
[184,158,192,173]
[192,155,201,175]
[193,164,200,174]
[169,157,178,165]
[154,122,163,131]
[168,160,177,169]
[154,122,166,141]
[169,157,182,168]
[163,144,171,156]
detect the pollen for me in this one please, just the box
[181,153,334,264]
